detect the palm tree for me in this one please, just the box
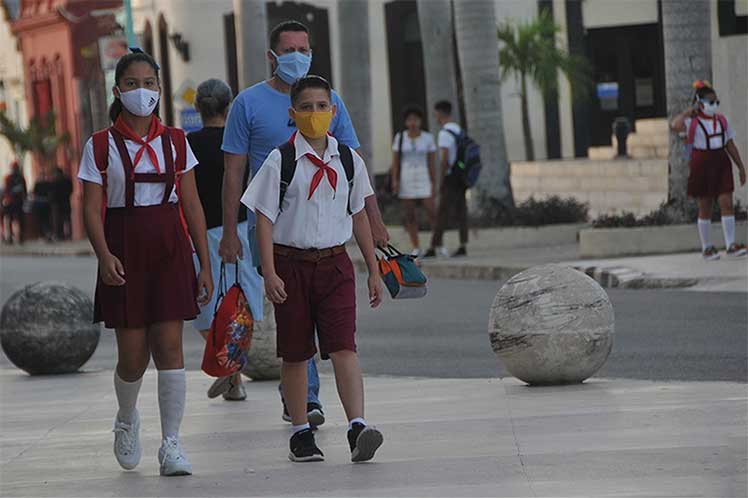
[0,111,70,176]
[417,0,461,131]
[453,0,513,209]
[496,10,590,161]
[661,0,712,204]
[338,0,372,162]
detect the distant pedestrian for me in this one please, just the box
[78,51,213,476]
[390,105,436,257]
[188,78,261,401]
[2,161,26,244]
[50,167,73,240]
[671,80,747,259]
[423,100,468,258]
[32,176,53,241]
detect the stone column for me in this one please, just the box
[234,0,269,89]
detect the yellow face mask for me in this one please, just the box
[293,110,334,139]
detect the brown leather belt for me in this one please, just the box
[273,244,346,262]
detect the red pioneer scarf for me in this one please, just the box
[112,114,166,174]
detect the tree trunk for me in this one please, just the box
[661,0,711,204]
[234,0,269,89]
[453,0,513,208]
[337,0,372,163]
[417,0,461,131]
[520,74,535,162]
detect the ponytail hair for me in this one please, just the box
[692,79,716,104]
[108,51,161,123]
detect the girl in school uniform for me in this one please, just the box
[78,52,213,476]
[671,80,747,260]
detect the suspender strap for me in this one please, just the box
[110,128,137,208]
[160,130,175,205]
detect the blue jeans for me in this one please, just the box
[279,358,322,406]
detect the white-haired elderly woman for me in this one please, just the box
[188,79,261,401]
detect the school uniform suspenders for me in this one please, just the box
[695,119,726,151]
[110,128,175,208]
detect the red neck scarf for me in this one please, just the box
[112,115,166,174]
[305,152,338,200]
[697,111,718,132]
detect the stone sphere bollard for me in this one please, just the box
[1,282,100,375]
[242,294,281,380]
[489,264,614,385]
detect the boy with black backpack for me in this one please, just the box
[423,100,481,258]
[241,76,384,463]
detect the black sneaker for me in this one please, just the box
[452,246,467,258]
[347,423,383,463]
[307,402,325,428]
[281,400,291,423]
[421,248,436,258]
[289,429,324,462]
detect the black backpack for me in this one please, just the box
[277,140,355,215]
[445,129,482,188]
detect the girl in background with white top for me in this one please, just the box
[78,52,212,476]
[391,105,437,257]
[671,80,747,260]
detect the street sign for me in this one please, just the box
[180,108,202,133]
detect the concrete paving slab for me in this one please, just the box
[1,370,745,497]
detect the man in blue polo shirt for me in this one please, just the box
[219,20,389,428]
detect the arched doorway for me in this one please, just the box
[143,20,154,56]
[158,14,174,125]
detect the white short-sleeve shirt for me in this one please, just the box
[392,130,437,199]
[77,131,198,207]
[684,116,736,150]
[438,122,462,168]
[241,133,374,249]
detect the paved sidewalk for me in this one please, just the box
[0,369,745,497]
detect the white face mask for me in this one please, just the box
[118,87,160,117]
[701,100,719,117]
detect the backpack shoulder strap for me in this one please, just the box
[166,126,187,172]
[337,143,355,215]
[716,114,728,134]
[92,129,110,176]
[686,117,700,145]
[278,141,296,212]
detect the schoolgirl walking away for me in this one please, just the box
[671,80,747,260]
[78,52,213,476]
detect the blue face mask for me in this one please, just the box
[271,50,312,85]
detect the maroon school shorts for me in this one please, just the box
[688,148,735,198]
[273,249,357,362]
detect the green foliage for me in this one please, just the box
[473,195,589,227]
[592,200,747,228]
[0,110,70,168]
[497,10,591,101]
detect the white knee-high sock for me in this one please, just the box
[158,369,186,441]
[722,215,736,248]
[114,371,142,424]
[697,219,711,251]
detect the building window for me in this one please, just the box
[718,0,748,36]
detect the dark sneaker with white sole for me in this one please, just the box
[289,429,324,462]
[282,401,325,428]
[452,246,467,258]
[347,423,383,463]
[207,376,233,399]
[726,243,748,258]
[702,245,720,261]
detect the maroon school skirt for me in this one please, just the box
[94,203,199,329]
[688,148,734,198]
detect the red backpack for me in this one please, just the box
[91,126,190,238]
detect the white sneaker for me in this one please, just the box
[410,248,422,258]
[158,437,193,476]
[438,247,450,258]
[113,411,141,470]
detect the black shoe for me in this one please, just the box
[289,429,324,462]
[347,423,383,463]
[307,402,325,428]
[281,400,291,422]
[421,248,436,258]
[452,246,467,258]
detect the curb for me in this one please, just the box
[572,264,698,289]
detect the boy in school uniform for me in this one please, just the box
[241,75,384,462]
